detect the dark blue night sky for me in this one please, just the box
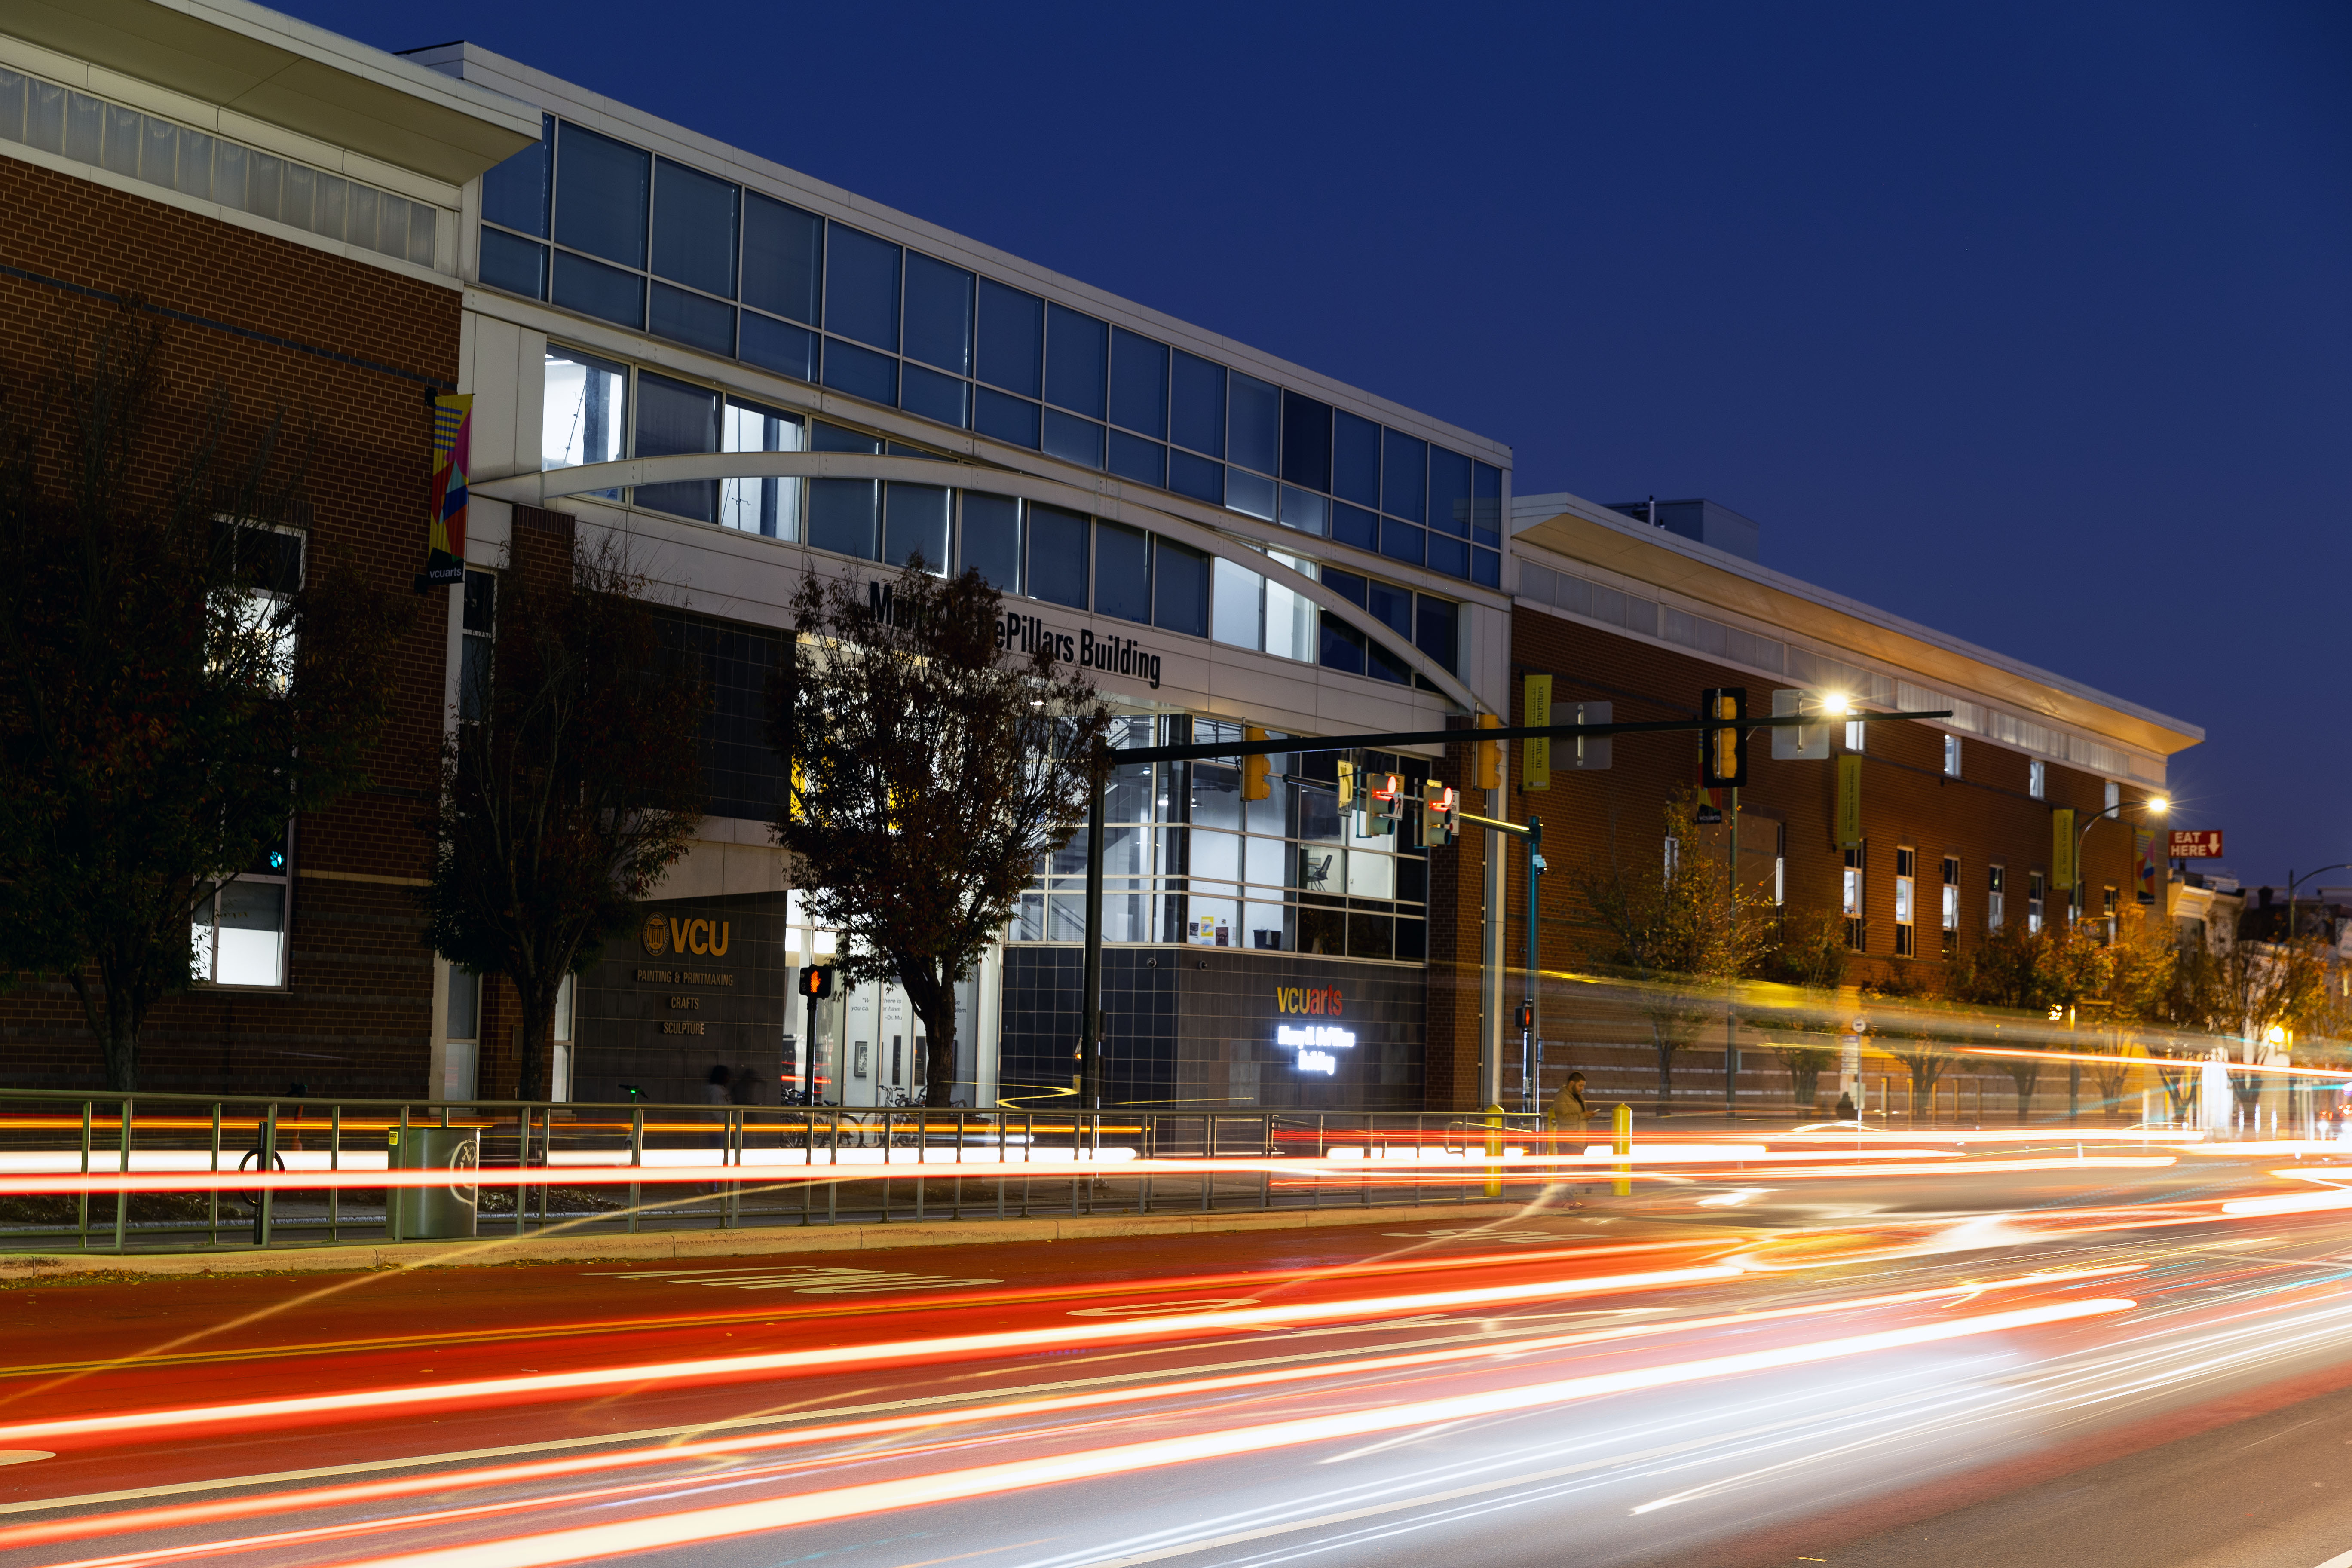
[297,0,2351,891]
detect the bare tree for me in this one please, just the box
[0,311,403,1089]
[777,561,1109,1108]
[420,538,706,1101]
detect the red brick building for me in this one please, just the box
[0,5,536,1093]
[1422,492,2200,1115]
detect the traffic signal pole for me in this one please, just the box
[1080,744,1107,1110]
[1072,707,1949,1113]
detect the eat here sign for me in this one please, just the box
[2168,830,2224,858]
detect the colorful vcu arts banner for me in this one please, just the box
[418,392,472,590]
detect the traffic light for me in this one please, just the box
[1368,772,1401,836]
[799,964,834,999]
[1421,784,1458,846]
[1337,758,1357,817]
[1701,686,1748,788]
[1241,726,1270,802]
[1475,712,1503,791]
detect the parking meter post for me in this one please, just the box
[208,1103,222,1246]
[328,1105,341,1243]
[256,1102,277,1246]
[1613,1102,1633,1197]
[628,1106,644,1234]
[113,1099,132,1254]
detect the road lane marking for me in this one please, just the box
[0,1452,51,1466]
[581,1266,1002,1293]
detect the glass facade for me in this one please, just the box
[539,351,1463,678]
[478,117,1503,589]
[1014,717,1428,960]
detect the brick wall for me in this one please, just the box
[1501,603,2156,1113]
[0,154,461,1096]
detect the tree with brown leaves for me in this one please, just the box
[777,560,1109,1108]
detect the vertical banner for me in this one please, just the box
[1834,753,1863,847]
[2135,829,2157,904]
[2052,808,2076,902]
[419,392,472,591]
[1523,674,1551,792]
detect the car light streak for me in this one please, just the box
[2221,1188,2352,1218]
[0,1268,2117,1553]
[256,1298,2132,1568]
[0,1145,2202,1196]
[0,1265,1743,1449]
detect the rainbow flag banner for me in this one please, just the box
[418,392,472,590]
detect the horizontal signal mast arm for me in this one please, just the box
[1106,709,1952,766]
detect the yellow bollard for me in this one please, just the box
[1612,1102,1633,1197]
[1484,1103,1505,1198]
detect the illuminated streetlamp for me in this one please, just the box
[2073,795,2166,931]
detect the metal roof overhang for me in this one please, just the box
[1513,506,2202,761]
[1,0,541,182]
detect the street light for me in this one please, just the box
[2285,863,2352,949]
[2074,795,2166,932]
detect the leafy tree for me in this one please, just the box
[420,538,706,1102]
[1947,921,2111,1122]
[0,312,403,1090]
[1859,965,1966,1119]
[1760,907,1848,1115]
[1573,788,1775,1111]
[777,560,1109,1108]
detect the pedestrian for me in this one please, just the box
[1836,1089,1857,1124]
[1545,1071,1590,1141]
[1545,1071,1591,1205]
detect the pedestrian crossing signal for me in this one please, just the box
[799,965,834,999]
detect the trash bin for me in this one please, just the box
[388,1126,480,1240]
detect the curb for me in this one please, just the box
[0,1201,1539,1280]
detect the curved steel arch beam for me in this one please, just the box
[474,452,1481,714]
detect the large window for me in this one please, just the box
[1894,846,1916,957]
[534,350,1459,686]
[192,824,290,989]
[476,113,1507,586]
[1014,717,1427,961]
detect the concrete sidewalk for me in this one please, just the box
[0,1200,1544,1281]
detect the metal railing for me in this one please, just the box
[0,1089,1550,1255]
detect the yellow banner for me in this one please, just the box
[2052,808,2076,900]
[1523,674,1551,792]
[1835,753,1863,847]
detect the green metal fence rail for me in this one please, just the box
[0,1088,1550,1256]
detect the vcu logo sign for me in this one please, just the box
[642,916,732,957]
[1275,985,1342,1017]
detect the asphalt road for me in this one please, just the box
[5,1132,2352,1568]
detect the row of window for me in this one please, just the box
[479,116,1502,587]
[543,346,1461,681]
[0,67,438,267]
[1015,719,1432,962]
[1842,847,2067,955]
